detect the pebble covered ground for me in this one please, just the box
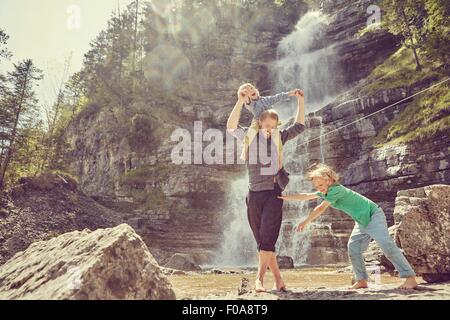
[167,267,450,300]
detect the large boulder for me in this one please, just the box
[0,224,176,300]
[366,185,450,283]
[393,185,450,282]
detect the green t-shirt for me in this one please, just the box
[316,184,379,227]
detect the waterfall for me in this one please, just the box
[271,11,340,115]
[276,130,314,265]
[215,11,337,267]
[318,116,326,163]
[272,11,336,266]
[214,175,256,267]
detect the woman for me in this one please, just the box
[227,85,305,292]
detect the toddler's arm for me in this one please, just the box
[246,92,290,118]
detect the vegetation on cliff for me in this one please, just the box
[361,0,449,146]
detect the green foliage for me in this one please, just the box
[361,46,441,95]
[0,59,43,189]
[76,102,101,120]
[380,0,450,70]
[381,0,427,42]
[422,0,450,67]
[143,187,167,209]
[120,162,170,210]
[4,126,46,186]
[120,163,171,189]
[127,113,157,152]
[46,122,75,172]
[362,42,448,146]
[17,170,78,191]
[372,81,450,146]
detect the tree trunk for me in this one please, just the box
[132,0,139,93]
[400,6,422,71]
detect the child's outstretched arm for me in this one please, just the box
[278,193,318,201]
[249,89,301,118]
[297,201,331,232]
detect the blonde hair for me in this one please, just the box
[259,109,279,122]
[255,109,282,129]
[238,83,260,97]
[307,163,340,184]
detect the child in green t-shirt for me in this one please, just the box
[279,163,418,290]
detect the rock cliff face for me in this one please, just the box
[321,0,402,84]
[62,0,449,266]
[0,224,176,300]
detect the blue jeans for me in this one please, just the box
[347,207,415,280]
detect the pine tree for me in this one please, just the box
[0,59,43,190]
[382,0,427,70]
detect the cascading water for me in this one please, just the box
[276,116,328,265]
[272,11,337,266]
[214,175,256,267]
[215,11,338,267]
[276,130,314,265]
[318,116,326,163]
[272,11,340,114]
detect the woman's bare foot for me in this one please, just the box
[398,277,418,290]
[272,280,287,292]
[348,279,368,290]
[255,279,266,293]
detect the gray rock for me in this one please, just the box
[277,256,294,269]
[0,209,8,218]
[238,277,251,296]
[366,185,450,283]
[164,253,202,272]
[0,224,176,300]
[393,185,450,282]
[211,268,225,274]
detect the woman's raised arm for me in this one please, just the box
[227,96,246,131]
[294,90,305,125]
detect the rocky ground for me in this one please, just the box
[0,173,119,265]
[196,282,450,300]
[169,268,449,300]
